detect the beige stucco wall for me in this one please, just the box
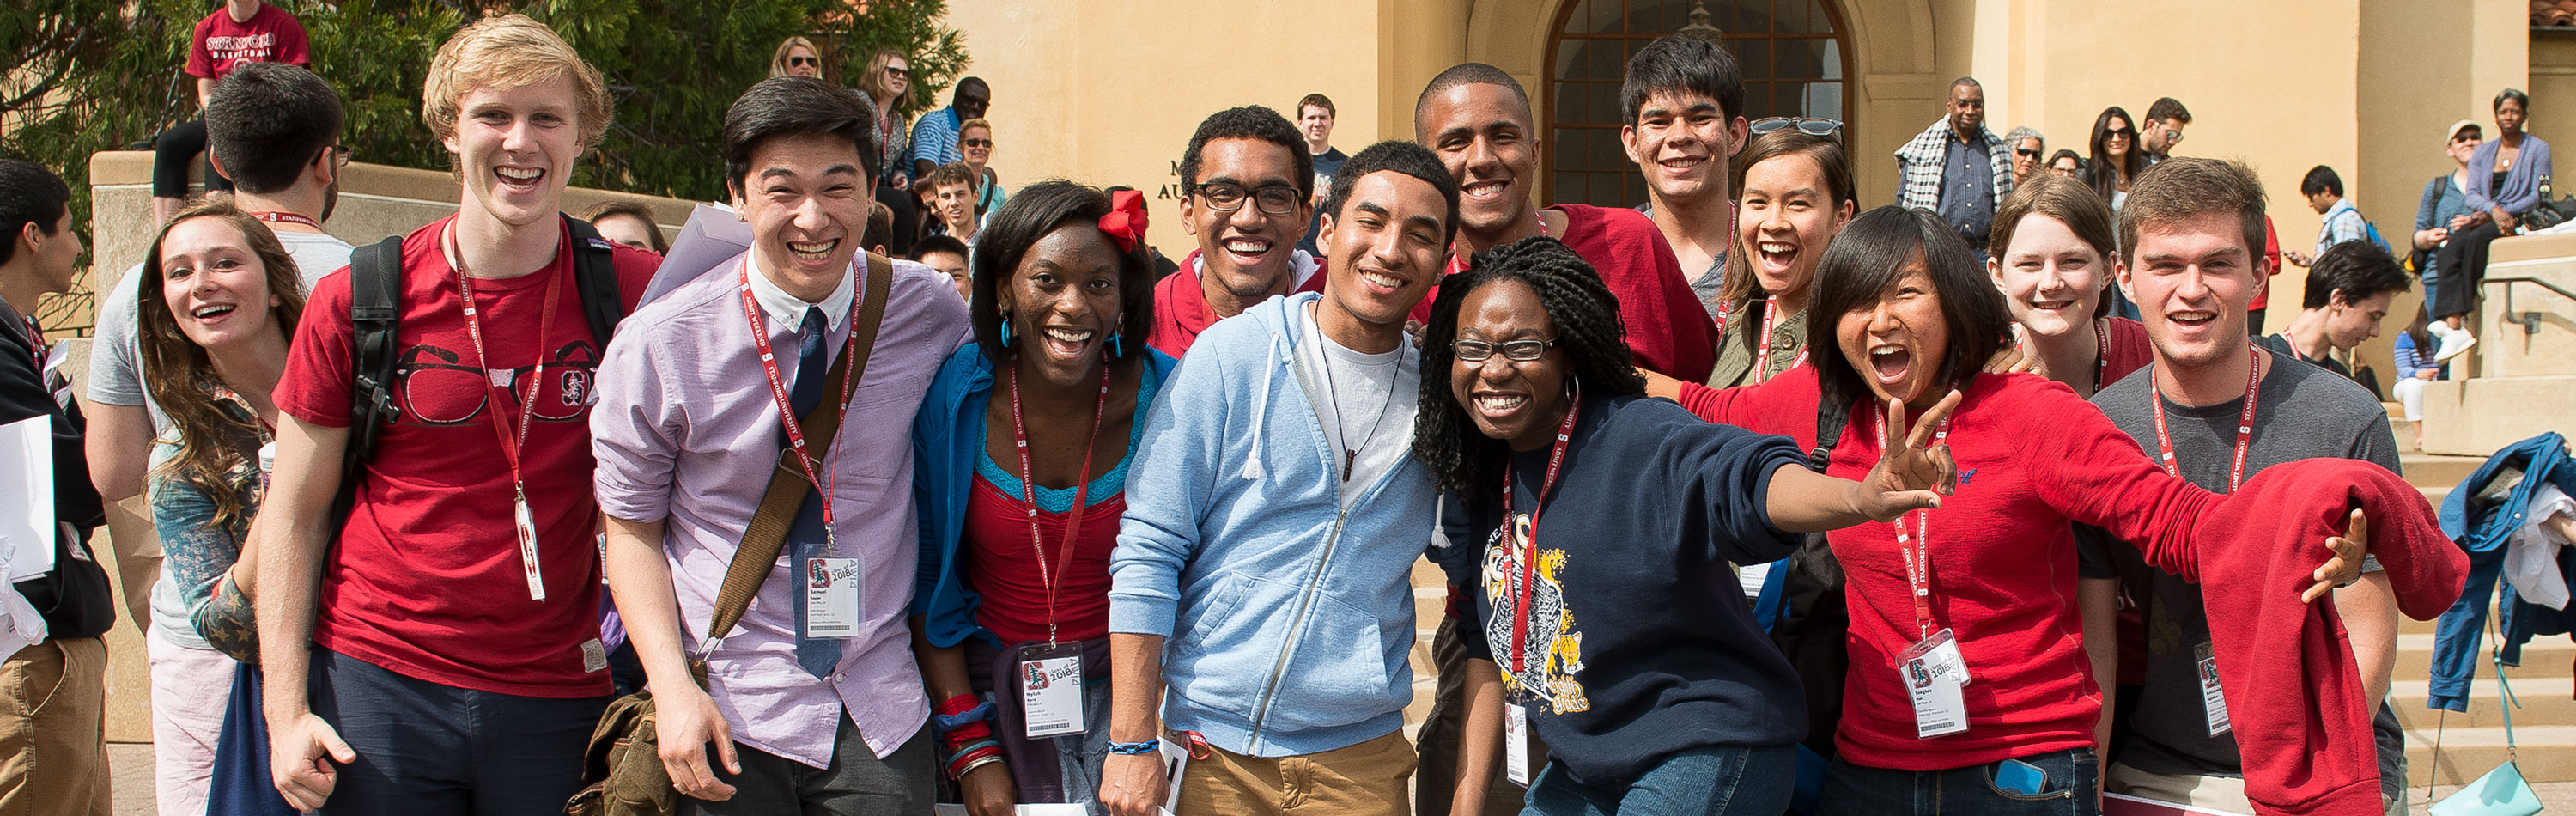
[939,0,1383,262]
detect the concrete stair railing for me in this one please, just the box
[2421,230,2576,457]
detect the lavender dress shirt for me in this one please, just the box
[592,253,968,767]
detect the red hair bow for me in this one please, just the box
[1099,190,1150,253]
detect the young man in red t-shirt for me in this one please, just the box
[155,0,312,225]
[253,15,658,813]
[1409,63,1716,383]
[1146,106,1327,358]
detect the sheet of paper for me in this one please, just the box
[0,416,55,582]
[641,202,753,306]
[2102,792,2251,816]
[931,805,1088,816]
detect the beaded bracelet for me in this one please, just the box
[1107,740,1161,756]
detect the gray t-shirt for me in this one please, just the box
[87,228,349,647]
[2076,356,2406,801]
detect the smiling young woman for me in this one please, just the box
[910,181,1171,813]
[1413,235,1953,816]
[1706,131,1856,389]
[1986,174,2154,399]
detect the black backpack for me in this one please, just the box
[1771,397,1854,759]
[333,216,624,521]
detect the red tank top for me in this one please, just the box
[963,471,1127,644]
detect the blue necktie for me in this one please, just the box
[785,308,842,679]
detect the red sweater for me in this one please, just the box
[1145,250,1325,358]
[1411,204,1716,381]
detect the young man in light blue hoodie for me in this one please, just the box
[1097,140,1461,816]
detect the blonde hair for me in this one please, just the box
[958,118,991,143]
[422,15,612,150]
[771,36,822,79]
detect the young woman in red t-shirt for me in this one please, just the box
[910,184,1170,813]
[1674,207,2363,815]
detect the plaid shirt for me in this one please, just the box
[1895,119,2013,216]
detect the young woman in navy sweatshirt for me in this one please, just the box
[1414,236,1960,816]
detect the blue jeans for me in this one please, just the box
[1522,745,1795,816]
[1817,747,2099,816]
[307,648,611,815]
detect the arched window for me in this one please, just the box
[1547,0,1849,208]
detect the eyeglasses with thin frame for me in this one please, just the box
[1451,337,1561,362]
[1750,116,1843,137]
[320,144,352,168]
[1193,182,1301,216]
[787,56,820,69]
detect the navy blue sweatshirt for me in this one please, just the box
[1434,393,1808,786]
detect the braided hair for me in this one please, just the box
[1413,236,1647,507]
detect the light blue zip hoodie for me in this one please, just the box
[1106,291,1439,758]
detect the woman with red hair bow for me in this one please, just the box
[909,183,1172,815]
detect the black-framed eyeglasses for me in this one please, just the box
[884,66,910,79]
[787,56,820,68]
[1750,116,1843,137]
[2453,132,2482,143]
[2014,148,2042,158]
[2105,127,2136,138]
[962,138,993,149]
[1193,182,1300,216]
[322,144,352,167]
[1451,337,1560,362]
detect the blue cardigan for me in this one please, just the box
[910,344,1175,649]
[2465,134,2554,216]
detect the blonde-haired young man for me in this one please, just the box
[255,15,659,813]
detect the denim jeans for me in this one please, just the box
[1816,747,2099,816]
[306,648,610,815]
[1522,745,1795,816]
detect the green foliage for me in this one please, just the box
[2,0,970,206]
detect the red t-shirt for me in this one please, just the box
[186,3,311,80]
[2250,216,2283,312]
[963,472,1125,644]
[1680,368,2221,770]
[1409,204,1717,381]
[274,216,657,697]
[1145,250,1327,358]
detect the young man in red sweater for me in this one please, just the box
[1410,63,1716,384]
[1146,106,1326,358]
[2081,157,2408,813]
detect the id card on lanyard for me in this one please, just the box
[449,225,562,602]
[1008,364,1113,740]
[1500,397,1579,786]
[738,261,866,638]
[1881,406,1967,739]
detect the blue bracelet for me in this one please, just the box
[1108,740,1161,756]
[933,701,996,732]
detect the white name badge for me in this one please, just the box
[513,494,544,601]
[2197,642,2231,737]
[803,557,861,638]
[1504,703,1533,788]
[1899,629,1971,739]
[1017,642,1085,739]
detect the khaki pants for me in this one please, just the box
[0,637,112,816]
[1178,730,1416,816]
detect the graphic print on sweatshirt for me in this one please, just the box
[1482,511,1589,714]
[392,338,601,427]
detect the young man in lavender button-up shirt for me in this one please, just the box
[592,76,967,814]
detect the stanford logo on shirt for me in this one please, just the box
[392,338,603,426]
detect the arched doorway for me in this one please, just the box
[1546,0,1851,208]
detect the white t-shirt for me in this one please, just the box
[84,228,349,649]
[1296,301,1418,508]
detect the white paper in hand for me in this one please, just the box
[640,203,755,307]
[0,416,56,582]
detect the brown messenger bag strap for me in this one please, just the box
[694,253,895,669]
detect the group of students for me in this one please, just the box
[0,15,2484,816]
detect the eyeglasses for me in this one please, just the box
[884,66,909,79]
[962,138,993,149]
[1750,116,1844,137]
[1193,182,1301,215]
[2105,127,2135,138]
[2453,132,2482,143]
[323,144,351,167]
[787,56,819,69]
[2014,148,2042,158]
[1451,337,1560,362]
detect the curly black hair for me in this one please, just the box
[1413,236,1647,506]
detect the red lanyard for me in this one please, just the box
[2093,318,2111,393]
[247,210,322,230]
[449,227,560,514]
[1448,210,1552,276]
[1752,295,1806,382]
[1506,396,1580,676]
[738,262,865,546]
[1006,362,1112,646]
[1879,405,1953,639]
[2151,347,2263,492]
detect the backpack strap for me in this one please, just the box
[346,235,406,469]
[563,215,625,349]
[1809,395,1851,472]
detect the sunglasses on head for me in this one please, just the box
[1749,116,1843,137]
[787,56,819,68]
